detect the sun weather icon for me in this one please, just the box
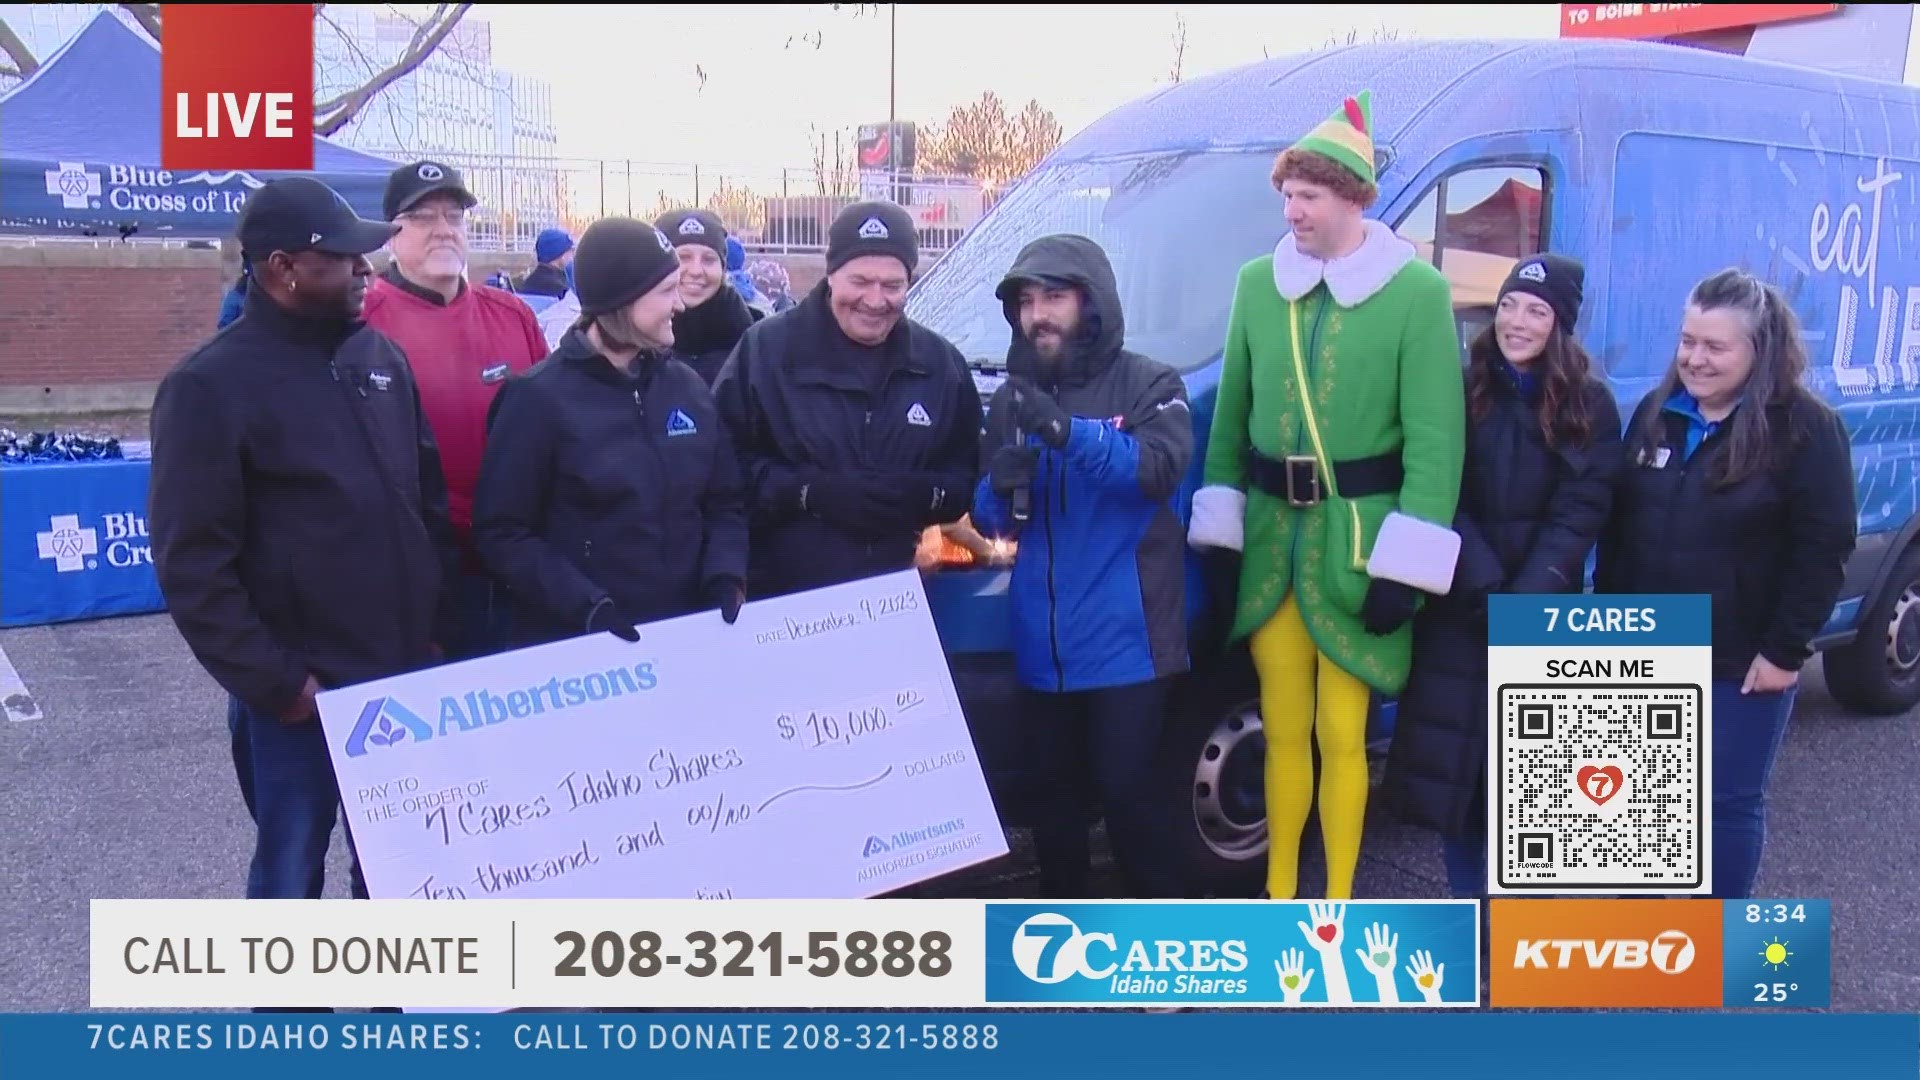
[1759,936,1793,972]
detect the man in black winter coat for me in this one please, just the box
[149,177,462,905]
[712,200,983,599]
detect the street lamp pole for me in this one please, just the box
[887,3,897,201]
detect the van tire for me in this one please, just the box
[1153,649,1269,897]
[1825,544,1920,716]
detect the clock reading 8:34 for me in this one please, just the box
[1746,903,1809,924]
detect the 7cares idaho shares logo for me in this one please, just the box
[985,902,1479,1007]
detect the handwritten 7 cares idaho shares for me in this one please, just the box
[313,568,1010,905]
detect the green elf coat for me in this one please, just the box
[1189,219,1466,696]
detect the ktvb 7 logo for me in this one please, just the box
[1490,900,1724,1008]
[1513,930,1696,973]
[161,5,316,171]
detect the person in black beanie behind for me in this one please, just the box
[1382,251,1624,899]
[713,199,983,599]
[655,207,764,386]
[471,216,750,646]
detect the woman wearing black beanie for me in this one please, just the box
[1381,252,1626,899]
[655,208,764,386]
[471,216,750,648]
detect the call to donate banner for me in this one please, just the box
[313,569,1010,906]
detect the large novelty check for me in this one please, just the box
[314,569,1009,902]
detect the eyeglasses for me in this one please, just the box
[398,207,468,229]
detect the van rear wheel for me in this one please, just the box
[1826,544,1920,716]
[1154,651,1269,897]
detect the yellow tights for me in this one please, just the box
[1250,594,1373,900]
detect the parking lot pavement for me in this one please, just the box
[2,612,1915,1012]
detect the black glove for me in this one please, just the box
[989,445,1039,500]
[867,472,959,529]
[1359,578,1422,636]
[1196,547,1243,660]
[799,474,891,532]
[1009,378,1071,449]
[585,597,642,643]
[706,576,745,625]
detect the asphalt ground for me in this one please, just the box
[1,610,1915,1013]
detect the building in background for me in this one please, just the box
[1559,4,1917,85]
[314,6,560,251]
[0,3,560,251]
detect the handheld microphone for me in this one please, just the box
[1010,420,1031,523]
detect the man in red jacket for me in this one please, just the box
[362,160,548,660]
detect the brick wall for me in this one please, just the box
[0,245,227,411]
[0,244,829,415]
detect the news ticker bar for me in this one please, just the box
[19,1014,1919,1080]
[90,898,1829,1010]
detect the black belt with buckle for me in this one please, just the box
[1248,447,1404,507]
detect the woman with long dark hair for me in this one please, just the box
[1383,253,1625,898]
[1596,267,1857,899]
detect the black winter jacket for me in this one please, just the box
[149,290,461,719]
[673,285,763,387]
[471,329,749,645]
[1595,386,1857,682]
[712,279,983,599]
[1383,371,1624,836]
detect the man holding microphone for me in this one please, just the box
[969,234,1193,898]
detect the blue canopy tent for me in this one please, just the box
[0,10,398,238]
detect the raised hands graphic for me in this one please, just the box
[1274,948,1314,1005]
[1296,902,1354,1004]
[1406,949,1446,1005]
[1356,922,1401,1004]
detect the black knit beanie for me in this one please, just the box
[655,208,727,259]
[826,200,918,276]
[1499,253,1585,331]
[571,217,681,317]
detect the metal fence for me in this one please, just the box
[434,156,1006,257]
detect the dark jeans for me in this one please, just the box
[445,570,513,662]
[1440,770,1489,900]
[1712,678,1797,899]
[1024,677,1176,898]
[227,696,367,901]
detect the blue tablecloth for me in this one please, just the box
[1,459,164,628]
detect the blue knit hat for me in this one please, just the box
[535,227,574,264]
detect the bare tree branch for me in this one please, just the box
[117,3,161,42]
[315,3,472,137]
[1168,12,1188,84]
[0,18,40,81]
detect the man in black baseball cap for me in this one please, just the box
[382,159,478,222]
[362,159,549,665]
[151,175,460,924]
[235,175,396,319]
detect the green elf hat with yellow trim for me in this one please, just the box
[1289,90,1377,188]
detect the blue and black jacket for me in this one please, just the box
[971,234,1194,694]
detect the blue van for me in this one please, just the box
[904,37,1920,895]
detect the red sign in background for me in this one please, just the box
[1561,4,1839,40]
[160,4,315,171]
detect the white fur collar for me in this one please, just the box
[1272,219,1416,308]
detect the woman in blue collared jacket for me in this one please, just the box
[1596,267,1857,899]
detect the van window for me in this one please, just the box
[906,149,1292,374]
[1392,165,1548,355]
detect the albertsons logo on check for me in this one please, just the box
[984,901,1480,1007]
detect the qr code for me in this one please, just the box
[1495,684,1706,891]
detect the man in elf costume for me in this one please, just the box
[1187,90,1466,900]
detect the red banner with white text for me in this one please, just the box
[1560,4,1839,40]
